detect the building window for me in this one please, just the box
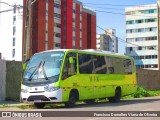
[13,16,16,25]
[145,27,157,32]
[73,9,76,14]
[54,33,61,37]
[138,47,142,50]
[126,20,134,24]
[145,18,157,23]
[144,9,157,14]
[152,55,157,59]
[54,23,61,28]
[54,3,61,8]
[135,19,144,24]
[136,64,159,69]
[145,36,157,41]
[12,49,15,58]
[64,27,66,32]
[73,18,75,22]
[131,10,144,15]
[136,37,144,41]
[55,43,60,47]
[46,11,48,16]
[148,46,156,50]
[54,13,61,18]
[64,16,66,20]
[73,36,76,41]
[13,5,16,14]
[64,35,66,40]
[13,26,16,35]
[135,28,144,33]
[126,29,134,33]
[13,38,15,46]
[73,27,76,31]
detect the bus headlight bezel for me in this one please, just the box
[21,89,28,93]
[44,85,60,92]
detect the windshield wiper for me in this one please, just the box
[28,61,42,81]
[41,61,48,80]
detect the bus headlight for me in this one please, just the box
[44,85,60,92]
[21,89,28,93]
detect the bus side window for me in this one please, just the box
[62,53,77,80]
[106,57,114,74]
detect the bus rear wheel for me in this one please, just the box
[108,88,121,103]
[34,103,45,109]
[65,92,77,107]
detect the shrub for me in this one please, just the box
[133,87,157,98]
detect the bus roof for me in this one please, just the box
[33,49,132,59]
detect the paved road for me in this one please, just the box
[0,96,160,120]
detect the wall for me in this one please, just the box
[136,68,160,90]
[0,60,6,101]
[5,61,22,101]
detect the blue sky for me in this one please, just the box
[79,0,157,53]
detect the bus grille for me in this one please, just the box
[27,95,50,101]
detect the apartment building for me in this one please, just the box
[22,0,96,60]
[96,29,118,53]
[0,0,23,61]
[125,4,159,70]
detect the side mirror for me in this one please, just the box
[68,57,75,76]
[23,63,27,71]
[69,57,74,64]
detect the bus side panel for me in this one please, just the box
[60,77,75,102]
[121,73,137,96]
[74,74,94,100]
[94,74,118,98]
[60,74,95,102]
[60,72,137,102]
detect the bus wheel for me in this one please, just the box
[34,103,45,109]
[108,88,121,103]
[65,92,77,108]
[84,99,95,104]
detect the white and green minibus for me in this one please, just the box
[21,49,137,108]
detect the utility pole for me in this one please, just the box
[23,0,36,62]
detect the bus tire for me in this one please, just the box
[34,103,45,109]
[108,88,121,103]
[84,99,95,104]
[65,91,78,107]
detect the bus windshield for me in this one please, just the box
[23,51,64,86]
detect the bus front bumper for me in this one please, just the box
[21,89,63,103]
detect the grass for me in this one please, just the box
[122,87,160,99]
[0,104,35,109]
[0,104,10,108]
[17,105,35,109]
